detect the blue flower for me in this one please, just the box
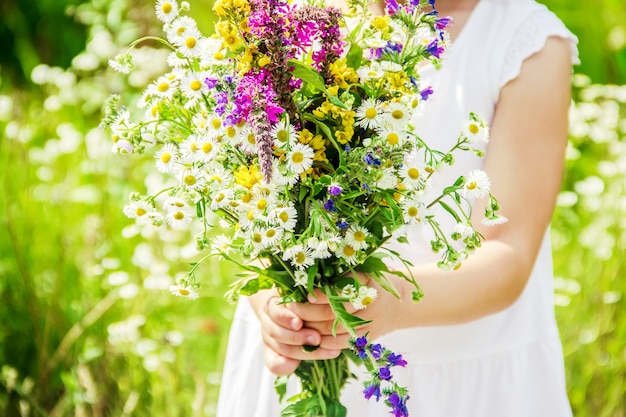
[369,343,383,359]
[364,152,374,165]
[420,86,434,101]
[363,382,381,401]
[336,220,349,231]
[378,366,392,381]
[388,353,408,367]
[355,336,368,348]
[328,184,342,197]
[426,39,445,59]
[387,392,409,417]
[324,199,337,212]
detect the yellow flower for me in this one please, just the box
[386,71,411,91]
[257,54,271,68]
[371,16,389,31]
[234,165,263,189]
[329,59,359,89]
[212,0,228,17]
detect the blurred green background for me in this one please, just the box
[0,0,624,416]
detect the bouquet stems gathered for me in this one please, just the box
[102,0,506,415]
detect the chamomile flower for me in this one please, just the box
[481,214,508,226]
[209,188,234,210]
[166,15,198,44]
[271,120,297,147]
[271,160,299,186]
[169,284,199,299]
[375,167,397,190]
[284,245,314,270]
[351,286,378,310]
[249,192,275,217]
[238,127,258,154]
[463,117,490,145]
[380,61,403,73]
[150,74,178,99]
[286,143,314,174]
[382,101,411,129]
[163,196,194,214]
[123,200,154,221]
[341,284,357,299]
[461,170,491,199]
[155,143,179,173]
[181,72,209,107]
[345,224,369,250]
[294,270,308,287]
[196,134,220,163]
[355,98,385,130]
[180,134,203,160]
[376,124,405,147]
[339,242,359,265]
[210,234,233,255]
[199,37,229,67]
[271,205,298,232]
[261,225,284,247]
[175,28,204,58]
[400,152,427,190]
[205,164,233,189]
[356,64,384,82]
[401,198,427,225]
[166,208,194,229]
[156,0,179,23]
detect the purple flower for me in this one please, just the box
[323,199,337,212]
[328,184,342,196]
[336,220,349,231]
[369,343,383,359]
[388,353,408,367]
[363,383,381,401]
[426,39,445,59]
[204,77,218,89]
[385,0,400,15]
[387,392,409,417]
[420,86,434,101]
[378,366,392,381]
[355,336,368,347]
[436,16,452,30]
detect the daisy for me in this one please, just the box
[175,28,204,58]
[271,205,298,232]
[380,61,403,73]
[262,225,284,247]
[286,143,314,174]
[271,161,299,186]
[351,286,378,310]
[196,133,220,163]
[209,188,234,210]
[169,284,199,299]
[356,64,384,83]
[376,124,405,148]
[294,270,308,287]
[249,193,275,217]
[166,51,188,69]
[284,245,315,270]
[123,200,154,221]
[463,117,490,145]
[375,167,397,190]
[199,37,229,68]
[271,120,297,147]
[382,102,411,130]
[345,224,369,250]
[461,170,491,199]
[339,242,359,265]
[210,234,233,255]
[181,72,209,107]
[163,196,194,216]
[166,208,194,229]
[155,0,179,23]
[401,198,427,225]
[481,215,508,226]
[155,143,179,174]
[150,75,178,99]
[400,152,427,190]
[238,126,258,154]
[166,15,198,45]
[205,164,233,189]
[355,98,385,130]
[179,134,203,160]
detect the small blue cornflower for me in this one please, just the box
[336,219,349,231]
[420,86,434,101]
[324,199,337,212]
[378,366,392,381]
[363,382,382,401]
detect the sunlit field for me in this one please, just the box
[0,0,624,416]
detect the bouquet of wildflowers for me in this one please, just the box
[102,0,505,415]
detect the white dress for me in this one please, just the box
[217,0,579,416]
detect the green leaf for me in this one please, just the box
[288,59,327,91]
[239,274,274,296]
[275,375,289,402]
[438,200,462,223]
[327,400,348,417]
[346,44,363,70]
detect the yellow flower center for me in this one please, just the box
[391,109,404,120]
[343,245,355,257]
[189,142,199,152]
[178,288,190,296]
[226,126,237,138]
[158,82,170,92]
[202,142,213,153]
[469,123,479,134]
[247,210,255,221]
[162,3,173,13]
[408,167,420,180]
[279,211,289,223]
[215,193,225,202]
[177,27,186,36]
[247,133,256,145]
[184,175,197,185]
[277,130,289,143]
[387,133,399,145]
[161,153,171,163]
[266,229,276,238]
[291,152,304,164]
[407,206,418,217]
[467,181,477,190]
[190,80,202,91]
[209,175,223,183]
[185,37,197,49]
[295,252,306,264]
[242,193,252,203]
[365,108,377,119]
[253,233,262,244]
[214,51,225,60]
[454,263,463,270]
[173,212,185,220]
[136,208,147,216]
[212,118,221,129]
[256,199,267,210]
[354,231,366,242]
[362,296,373,306]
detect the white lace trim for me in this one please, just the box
[500,9,579,88]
